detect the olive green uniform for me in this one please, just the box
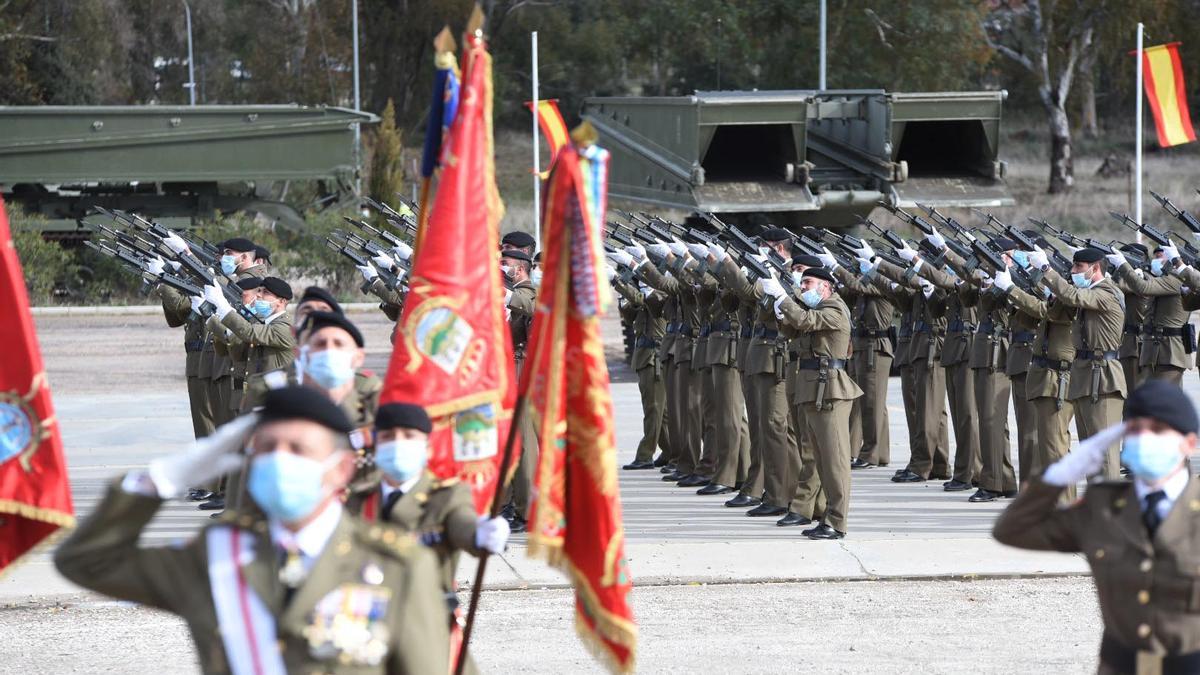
[776,291,862,532]
[833,265,894,466]
[1116,262,1193,385]
[156,285,213,439]
[995,476,1200,673]
[1006,288,1041,486]
[507,280,538,517]
[612,277,670,463]
[1116,276,1152,390]
[381,472,482,594]
[1041,269,1128,478]
[779,303,827,521]
[55,481,450,674]
[221,310,296,413]
[700,271,751,488]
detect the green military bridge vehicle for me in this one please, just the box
[583,89,1014,228]
[0,105,377,236]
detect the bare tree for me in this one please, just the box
[984,0,1101,193]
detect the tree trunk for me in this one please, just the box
[1046,102,1074,193]
[1080,49,1098,139]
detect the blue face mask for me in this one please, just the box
[1012,250,1030,269]
[1151,258,1165,277]
[1071,272,1093,289]
[248,451,338,523]
[252,299,273,319]
[374,439,428,484]
[1120,433,1184,482]
[220,255,239,276]
[800,288,822,308]
[303,349,355,389]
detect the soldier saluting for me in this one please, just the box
[995,380,1200,675]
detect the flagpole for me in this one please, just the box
[1136,22,1144,228]
[455,395,526,675]
[532,31,541,250]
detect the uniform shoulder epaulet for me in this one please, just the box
[431,475,461,489]
[354,521,418,558]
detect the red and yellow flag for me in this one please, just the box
[380,26,515,514]
[1140,42,1196,147]
[525,99,570,178]
[0,195,74,571]
[525,125,636,673]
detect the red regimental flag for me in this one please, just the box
[379,31,515,514]
[525,130,637,674]
[0,196,74,571]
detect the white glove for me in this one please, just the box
[851,241,876,261]
[925,227,946,250]
[1105,251,1127,269]
[144,256,166,276]
[647,243,670,260]
[357,263,378,282]
[393,267,407,283]
[772,294,789,320]
[1028,247,1049,269]
[609,249,635,268]
[816,246,837,269]
[203,283,233,319]
[163,231,189,254]
[391,241,414,261]
[625,244,647,262]
[1192,231,1200,243]
[992,268,1013,291]
[605,264,617,281]
[759,277,785,298]
[668,242,688,258]
[1042,422,1126,486]
[706,241,728,263]
[372,252,396,270]
[474,515,511,554]
[189,295,204,314]
[1163,242,1181,262]
[687,243,709,260]
[896,242,919,262]
[503,289,513,306]
[148,414,258,499]
[166,259,182,272]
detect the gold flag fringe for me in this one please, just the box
[0,501,76,581]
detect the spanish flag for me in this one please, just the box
[1140,42,1196,147]
[525,99,570,177]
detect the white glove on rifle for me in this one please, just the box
[851,241,875,262]
[357,263,378,282]
[896,241,919,262]
[1027,247,1049,269]
[372,252,396,271]
[605,264,617,281]
[992,268,1014,292]
[609,249,635,268]
[1042,422,1126,486]
[203,283,233,319]
[707,242,728,263]
[759,276,786,299]
[391,241,414,261]
[625,244,647,262]
[1162,242,1181,263]
[687,243,709,260]
[816,246,837,270]
[668,242,688,258]
[163,231,190,255]
[474,515,511,554]
[647,243,671,261]
[147,414,258,499]
[1105,251,1127,269]
[188,295,204,314]
[925,227,946,250]
[144,256,166,276]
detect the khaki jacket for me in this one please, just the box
[1042,270,1127,400]
[507,281,536,357]
[833,265,895,359]
[1006,284,1077,399]
[877,260,946,364]
[995,476,1200,656]
[776,293,863,404]
[382,472,482,593]
[55,482,450,675]
[915,260,976,366]
[1117,263,1194,370]
[869,271,915,366]
[717,257,785,377]
[1116,276,1152,360]
[157,285,206,377]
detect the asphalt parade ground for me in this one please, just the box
[7,306,1188,672]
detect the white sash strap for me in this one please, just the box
[207,527,288,675]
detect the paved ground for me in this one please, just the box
[7,308,1188,671]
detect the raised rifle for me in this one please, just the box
[879,201,937,235]
[1150,190,1200,233]
[329,230,404,291]
[1110,211,1197,265]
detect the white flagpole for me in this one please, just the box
[1136,22,1144,227]
[532,31,541,251]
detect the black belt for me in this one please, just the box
[1031,355,1072,371]
[947,320,976,333]
[795,358,848,370]
[752,326,779,339]
[1124,324,1143,336]
[1145,326,1187,337]
[184,340,205,353]
[740,326,752,339]
[708,320,733,333]
[913,322,946,336]
[679,326,694,338]
[698,326,711,337]
[1011,331,1035,344]
[1101,635,1200,675]
[665,323,681,335]
[854,328,890,338]
[1075,349,1119,362]
[635,336,660,349]
[233,378,245,389]
[976,321,1010,337]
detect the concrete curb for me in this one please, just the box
[31,302,381,317]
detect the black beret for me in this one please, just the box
[375,402,433,434]
[1124,380,1199,435]
[801,267,836,284]
[235,277,263,292]
[1120,242,1149,257]
[502,231,537,248]
[792,254,823,268]
[302,310,363,347]
[260,276,293,300]
[299,286,342,315]
[254,245,271,262]
[501,249,533,264]
[758,227,791,243]
[222,237,256,253]
[1073,248,1105,263]
[534,252,542,263]
[992,237,1017,252]
[259,386,354,434]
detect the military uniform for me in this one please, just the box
[1116,275,1153,391]
[1116,262,1193,385]
[221,309,296,413]
[612,277,670,466]
[698,270,751,491]
[779,298,827,524]
[775,286,862,534]
[156,285,213,439]
[833,265,894,467]
[55,482,450,674]
[506,279,539,520]
[1006,285,1041,486]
